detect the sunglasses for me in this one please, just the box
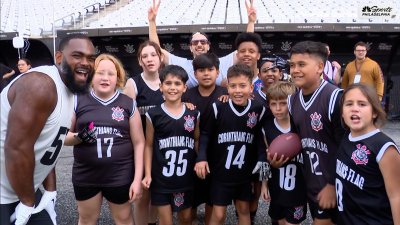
[191,39,209,45]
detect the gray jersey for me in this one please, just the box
[1,66,74,204]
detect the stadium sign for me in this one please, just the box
[0,32,18,40]
[358,4,397,18]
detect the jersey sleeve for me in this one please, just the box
[376,142,400,162]
[130,100,137,117]
[197,102,217,162]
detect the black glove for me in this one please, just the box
[75,122,97,144]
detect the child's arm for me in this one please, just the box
[142,117,154,189]
[194,130,210,179]
[129,109,145,202]
[195,104,217,179]
[194,117,200,153]
[380,146,400,225]
[260,180,271,201]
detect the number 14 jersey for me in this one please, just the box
[207,99,266,185]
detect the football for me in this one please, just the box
[268,132,302,160]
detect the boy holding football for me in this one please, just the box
[260,81,307,225]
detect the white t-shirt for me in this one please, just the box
[169,52,235,88]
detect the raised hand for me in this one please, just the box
[148,0,161,22]
[245,0,257,23]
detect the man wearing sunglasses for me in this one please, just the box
[342,41,384,101]
[148,0,257,88]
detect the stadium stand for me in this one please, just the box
[1,0,399,36]
[0,0,399,117]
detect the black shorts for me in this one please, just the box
[308,199,337,222]
[151,190,193,212]
[210,181,253,206]
[193,176,211,207]
[269,202,307,224]
[0,190,53,225]
[73,184,130,204]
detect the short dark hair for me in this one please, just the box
[290,41,327,64]
[190,32,209,43]
[234,32,262,53]
[18,58,31,66]
[227,64,253,82]
[354,41,369,50]
[192,53,220,71]
[57,34,92,51]
[159,65,189,84]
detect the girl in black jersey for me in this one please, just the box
[65,54,145,225]
[336,83,400,225]
[124,41,163,225]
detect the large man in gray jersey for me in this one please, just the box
[0,34,96,225]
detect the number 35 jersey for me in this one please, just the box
[146,104,199,193]
[208,99,266,185]
[73,91,136,187]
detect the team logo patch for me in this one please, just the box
[184,115,195,132]
[247,112,258,128]
[351,144,371,165]
[173,193,185,207]
[310,112,323,132]
[111,107,125,122]
[293,206,304,220]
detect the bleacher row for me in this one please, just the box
[1,0,399,37]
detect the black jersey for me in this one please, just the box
[73,91,135,187]
[253,88,267,105]
[262,118,306,206]
[131,74,164,130]
[182,85,227,131]
[146,104,199,193]
[253,88,273,121]
[206,99,266,185]
[336,130,399,225]
[288,80,342,202]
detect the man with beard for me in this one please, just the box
[341,41,384,101]
[0,34,96,225]
[148,0,257,88]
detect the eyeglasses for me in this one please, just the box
[191,39,208,45]
[355,50,367,52]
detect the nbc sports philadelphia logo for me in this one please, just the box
[358,4,397,18]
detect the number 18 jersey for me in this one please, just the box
[146,104,199,193]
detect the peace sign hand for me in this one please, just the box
[245,0,257,23]
[148,0,161,22]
